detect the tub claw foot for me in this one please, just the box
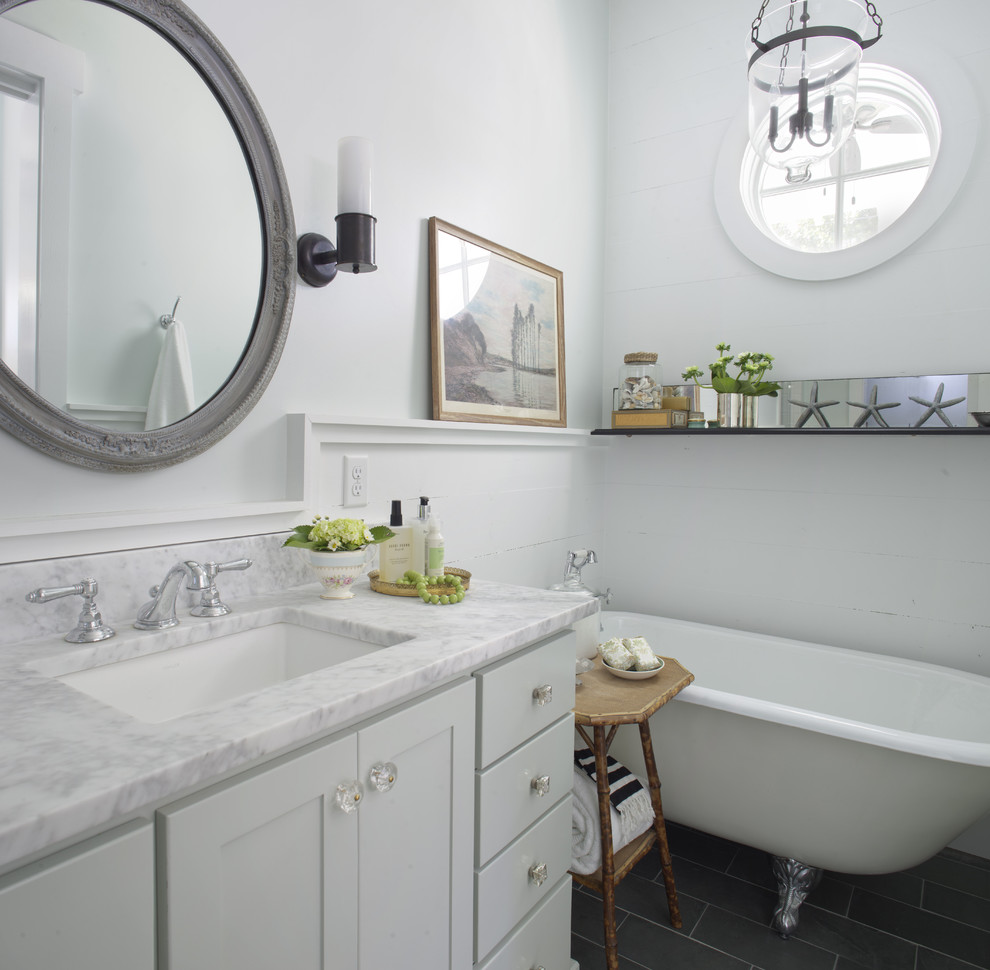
[770,856,822,938]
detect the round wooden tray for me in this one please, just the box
[369,567,471,597]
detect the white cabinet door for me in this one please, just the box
[354,679,474,970]
[159,731,358,970]
[159,679,474,970]
[0,819,154,970]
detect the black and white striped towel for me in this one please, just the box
[574,747,646,812]
[570,747,655,875]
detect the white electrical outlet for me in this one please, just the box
[342,455,368,507]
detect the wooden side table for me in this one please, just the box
[571,656,694,970]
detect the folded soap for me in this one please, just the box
[599,637,635,670]
[624,636,662,670]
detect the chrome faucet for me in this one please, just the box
[551,549,612,607]
[190,559,253,617]
[26,578,115,642]
[135,561,211,630]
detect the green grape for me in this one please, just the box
[440,595,450,605]
[430,594,440,605]
[419,589,431,602]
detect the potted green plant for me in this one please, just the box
[284,517,394,599]
[682,343,780,427]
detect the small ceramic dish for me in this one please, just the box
[970,411,990,428]
[602,657,664,680]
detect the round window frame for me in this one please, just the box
[714,41,977,281]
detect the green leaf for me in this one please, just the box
[711,375,741,393]
[367,525,396,544]
[282,535,317,549]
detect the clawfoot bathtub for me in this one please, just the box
[603,612,990,936]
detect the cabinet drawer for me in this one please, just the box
[475,796,572,961]
[476,715,574,866]
[476,874,572,970]
[475,630,576,768]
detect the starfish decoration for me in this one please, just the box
[789,381,840,428]
[847,385,900,429]
[909,382,966,428]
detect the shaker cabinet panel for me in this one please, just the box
[475,714,574,866]
[158,732,357,970]
[476,875,573,970]
[475,630,576,767]
[354,679,475,970]
[0,819,154,970]
[475,796,573,961]
[158,679,474,970]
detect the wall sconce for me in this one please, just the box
[297,137,377,286]
[748,0,883,184]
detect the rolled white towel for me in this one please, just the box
[570,763,655,875]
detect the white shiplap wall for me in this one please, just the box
[604,0,990,855]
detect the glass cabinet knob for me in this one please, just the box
[530,775,551,797]
[369,761,398,792]
[334,780,364,814]
[532,684,553,706]
[528,862,549,887]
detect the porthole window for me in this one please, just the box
[744,66,940,254]
[713,42,977,281]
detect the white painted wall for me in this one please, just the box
[605,0,990,856]
[0,0,609,587]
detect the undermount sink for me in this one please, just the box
[53,622,398,724]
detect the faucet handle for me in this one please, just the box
[26,578,115,643]
[190,559,253,618]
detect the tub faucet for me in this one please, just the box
[551,549,612,609]
[134,560,210,630]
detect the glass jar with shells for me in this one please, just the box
[618,352,661,409]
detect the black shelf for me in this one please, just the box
[591,426,988,436]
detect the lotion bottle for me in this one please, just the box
[412,496,431,575]
[426,516,445,579]
[379,500,415,583]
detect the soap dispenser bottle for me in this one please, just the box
[379,500,415,583]
[412,496,431,574]
[426,516,445,579]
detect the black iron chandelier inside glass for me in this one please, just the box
[748,0,883,184]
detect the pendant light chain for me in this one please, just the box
[865,2,883,33]
[777,1,798,89]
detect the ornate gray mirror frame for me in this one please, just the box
[0,0,294,471]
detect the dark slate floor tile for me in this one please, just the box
[915,944,988,970]
[661,856,779,926]
[826,870,924,908]
[613,869,707,934]
[923,882,990,932]
[848,888,990,968]
[726,846,851,916]
[667,822,741,874]
[726,845,778,892]
[572,932,609,969]
[909,855,990,901]
[691,905,836,970]
[809,876,856,917]
[616,911,751,970]
[573,884,629,949]
[792,900,917,970]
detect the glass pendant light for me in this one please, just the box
[748,0,882,184]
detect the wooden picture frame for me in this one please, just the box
[429,218,565,427]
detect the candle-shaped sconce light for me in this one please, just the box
[297,136,377,287]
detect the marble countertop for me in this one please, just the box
[0,577,597,871]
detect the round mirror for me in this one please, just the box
[0,0,294,471]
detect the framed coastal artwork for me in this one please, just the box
[428,217,566,427]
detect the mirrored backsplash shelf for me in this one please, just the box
[596,374,990,435]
